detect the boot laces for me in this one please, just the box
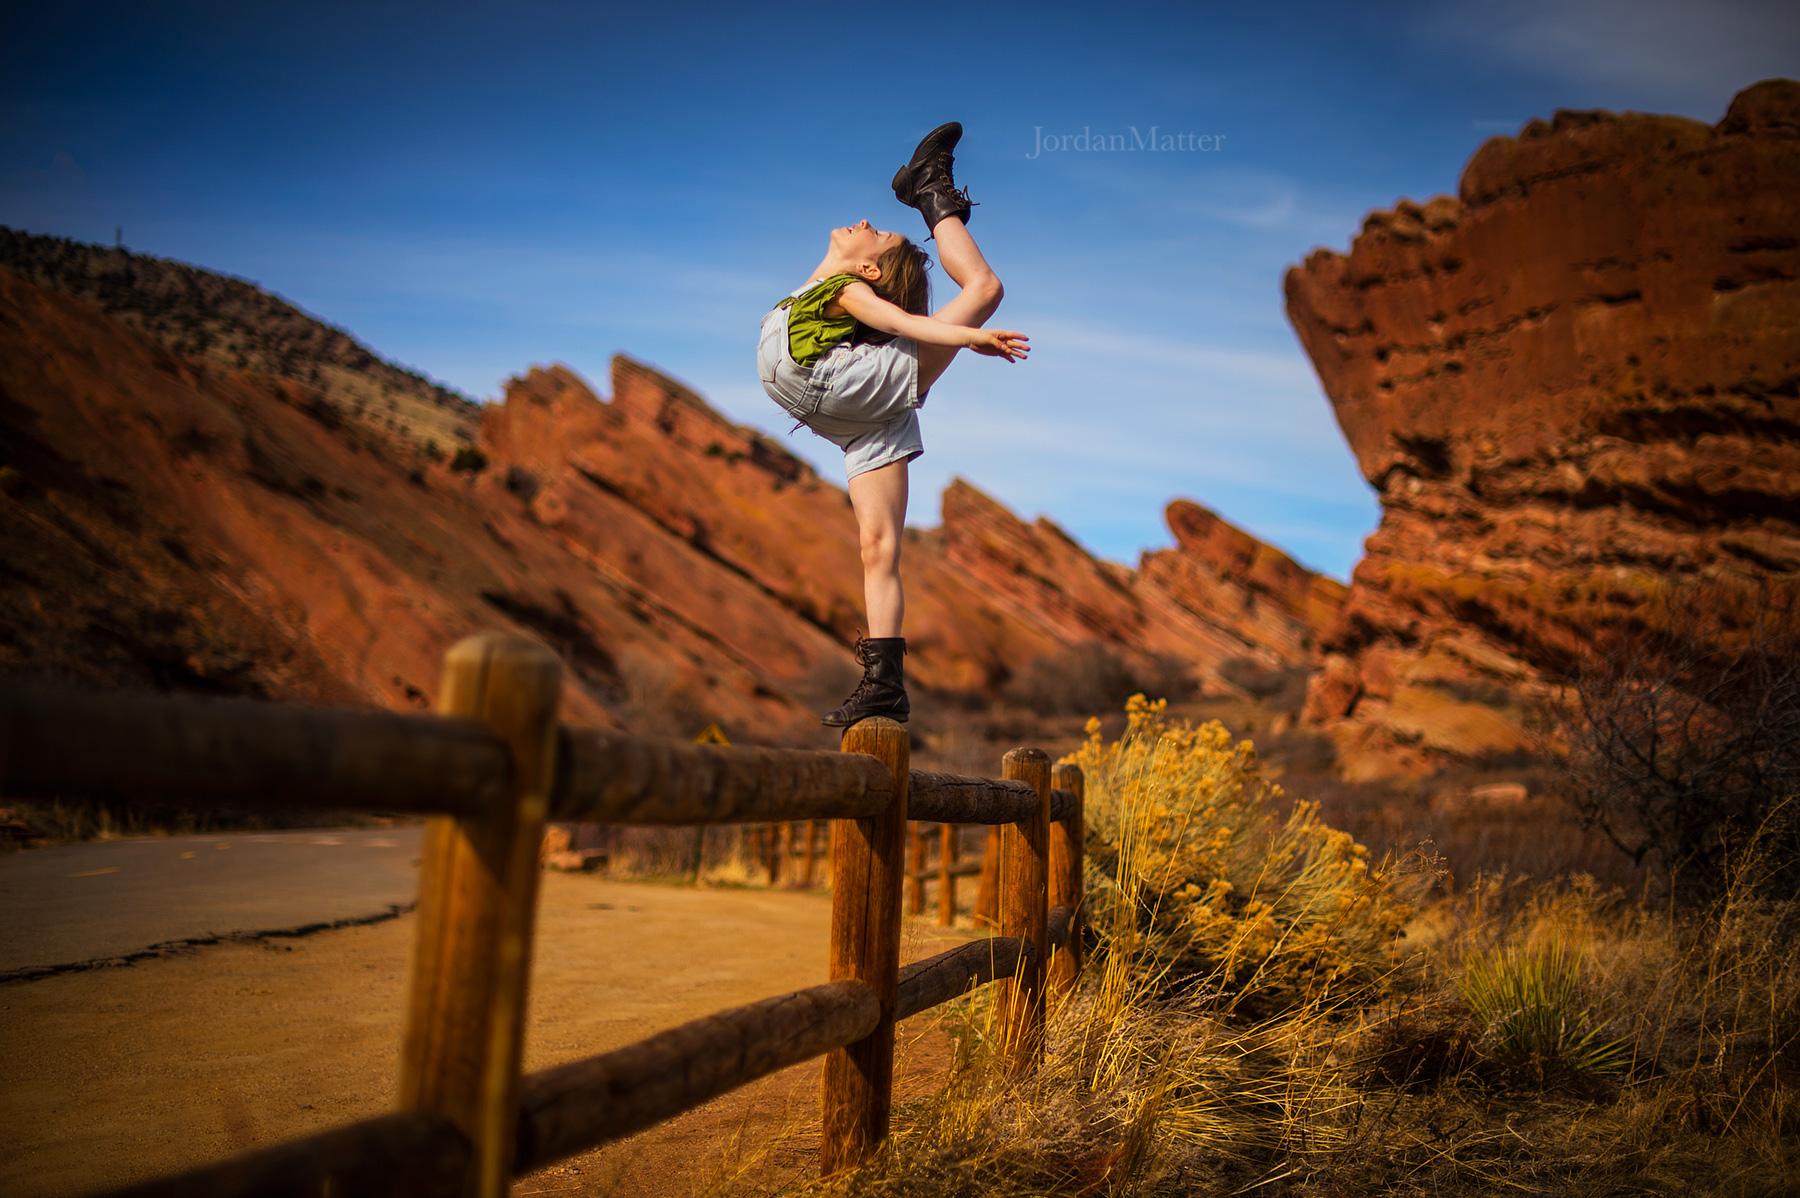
[924,178,978,210]
[836,636,889,709]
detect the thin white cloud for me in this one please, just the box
[1419,0,1799,115]
[1023,149,1357,244]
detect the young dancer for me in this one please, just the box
[756,121,1029,726]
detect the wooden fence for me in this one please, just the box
[0,631,1086,1198]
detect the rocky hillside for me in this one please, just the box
[0,229,1344,745]
[0,227,477,457]
[1284,78,1800,780]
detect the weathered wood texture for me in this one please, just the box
[938,823,959,927]
[0,682,1074,831]
[398,632,562,1198]
[555,728,895,825]
[1048,905,1073,951]
[802,819,821,887]
[894,936,1033,1022]
[1048,764,1085,1007]
[997,747,1050,1075]
[820,718,908,1173]
[913,861,981,880]
[974,827,1001,929]
[0,680,505,816]
[514,980,878,1172]
[908,770,1036,824]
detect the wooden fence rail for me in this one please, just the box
[0,631,1086,1198]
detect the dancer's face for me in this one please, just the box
[831,219,903,271]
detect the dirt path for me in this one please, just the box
[0,873,973,1198]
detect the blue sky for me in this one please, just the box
[3,1,1794,581]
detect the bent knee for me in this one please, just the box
[972,273,1003,308]
[859,526,901,571]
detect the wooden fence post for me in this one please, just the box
[1048,763,1085,1010]
[938,823,957,927]
[907,823,927,915]
[688,826,706,886]
[973,827,1001,929]
[821,717,908,1173]
[399,631,563,1198]
[801,819,820,888]
[997,747,1050,1075]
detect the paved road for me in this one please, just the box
[1,873,970,1198]
[0,826,424,979]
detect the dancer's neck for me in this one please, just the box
[808,253,873,286]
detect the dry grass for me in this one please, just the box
[704,699,1800,1197]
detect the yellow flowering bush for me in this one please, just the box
[1066,694,1423,1012]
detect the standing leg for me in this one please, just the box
[847,458,909,637]
[916,216,1004,397]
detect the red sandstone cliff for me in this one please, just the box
[1284,78,1800,780]
[1136,499,1347,672]
[0,228,1345,741]
[477,358,1346,699]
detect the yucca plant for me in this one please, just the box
[1456,934,1630,1088]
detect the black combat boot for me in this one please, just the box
[891,121,977,240]
[820,635,910,726]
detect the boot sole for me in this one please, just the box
[891,121,963,202]
[819,709,911,727]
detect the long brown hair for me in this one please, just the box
[853,238,932,345]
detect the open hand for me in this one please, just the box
[969,328,1030,362]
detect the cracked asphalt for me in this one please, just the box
[0,826,424,981]
[0,838,970,1197]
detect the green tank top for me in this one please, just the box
[778,273,865,368]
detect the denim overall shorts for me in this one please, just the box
[757,280,925,481]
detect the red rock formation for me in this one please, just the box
[1284,78,1800,780]
[1135,500,1347,670]
[0,269,837,736]
[484,362,1351,701]
[0,226,1348,748]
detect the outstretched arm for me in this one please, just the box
[836,281,1029,362]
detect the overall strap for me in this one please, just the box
[776,272,862,310]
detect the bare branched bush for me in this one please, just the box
[1527,582,1800,905]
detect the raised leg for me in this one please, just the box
[848,458,909,637]
[916,216,1003,397]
